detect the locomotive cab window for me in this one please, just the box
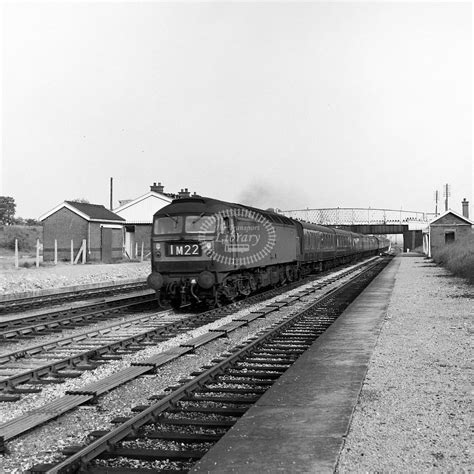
[154,216,183,234]
[185,215,216,234]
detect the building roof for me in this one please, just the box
[429,209,473,226]
[39,201,125,223]
[114,191,173,224]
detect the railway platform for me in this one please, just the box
[192,256,401,473]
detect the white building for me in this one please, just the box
[114,182,173,259]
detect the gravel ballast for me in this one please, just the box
[0,261,149,295]
[1,266,359,473]
[3,255,470,471]
[337,255,472,472]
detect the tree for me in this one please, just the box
[13,216,26,225]
[9,216,41,226]
[0,196,16,225]
[25,218,41,226]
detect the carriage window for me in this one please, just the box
[154,216,183,234]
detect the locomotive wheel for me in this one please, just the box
[237,277,251,296]
[213,285,234,308]
[249,275,257,292]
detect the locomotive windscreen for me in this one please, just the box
[153,216,183,234]
[184,215,216,233]
[153,215,217,235]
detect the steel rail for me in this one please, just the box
[0,311,204,392]
[32,257,390,474]
[0,258,377,394]
[0,281,148,314]
[0,290,156,331]
[0,311,172,365]
[0,291,157,340]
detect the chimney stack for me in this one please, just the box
[178,188,191,199]
[462,198,469,219]
[150,182,165,193]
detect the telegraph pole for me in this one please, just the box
[110,177,113,210]
[434,190,439,216]
[443,183,451,212]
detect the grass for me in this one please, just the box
[432,233,474,283]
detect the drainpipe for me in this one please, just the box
[428,226,431,258]
[88,222,91,256]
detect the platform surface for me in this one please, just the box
[192,257,401,473]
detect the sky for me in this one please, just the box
[1,1,472,219]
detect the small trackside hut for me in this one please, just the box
[40,201,125,263]
[423,206,473,258]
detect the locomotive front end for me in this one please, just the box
[147,196,288,308]
[147,204,218,308]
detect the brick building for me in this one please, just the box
[423,203,472,257]
[40,201,125,263]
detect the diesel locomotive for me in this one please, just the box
[147,196,390,308]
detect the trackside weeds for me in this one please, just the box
[432,234,474,283]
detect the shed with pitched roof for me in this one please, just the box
[39,201,125,263]
[423,209,473,257]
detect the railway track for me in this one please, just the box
[0,256,391,469]
[0,290,157,341]
[0,260,372,402]
[0,263,355,342]
[0,280,149,315]
[24,256,391,473]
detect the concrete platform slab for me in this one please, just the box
[192,257,401,473]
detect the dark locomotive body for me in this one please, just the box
[147,196,390,308]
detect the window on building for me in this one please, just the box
[445,232,455,244]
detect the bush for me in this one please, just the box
[432,233,474,283]
[0,225,42,252]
